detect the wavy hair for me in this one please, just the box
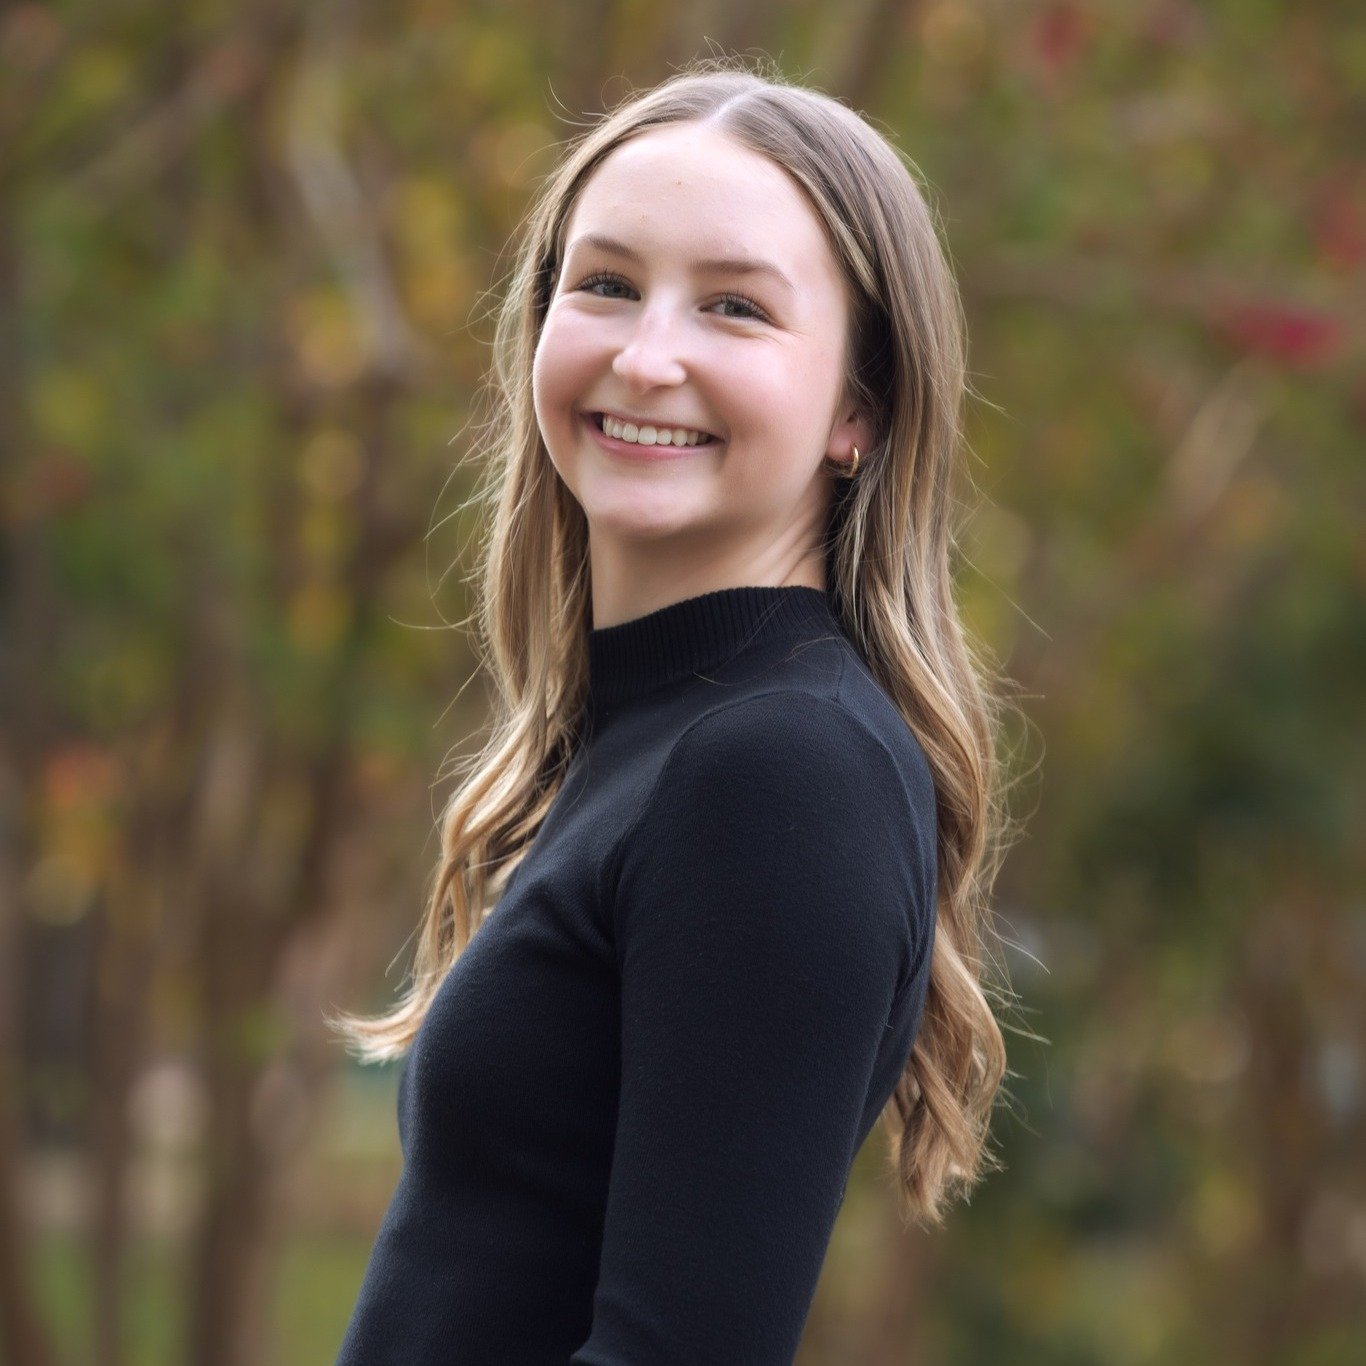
[328,54,1028,1230]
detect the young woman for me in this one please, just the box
[330,57,1016,1365]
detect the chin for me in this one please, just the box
[584,495,701,542]
[595,513,696,544]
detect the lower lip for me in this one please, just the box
[582,413,721,461]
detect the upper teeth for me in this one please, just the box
[602,414,712,446]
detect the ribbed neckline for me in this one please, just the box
[586,585,840,718]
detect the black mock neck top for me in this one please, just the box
[336,585,939,1365]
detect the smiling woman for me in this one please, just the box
[327,53,1020,1366]
[531,120,870,623]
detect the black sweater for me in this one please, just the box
[335,585,939,1365]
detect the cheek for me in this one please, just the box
[532,315,561,380]
[722,346,839,433]
[532,312,589,415]
[786,336,845,402]
[538,307,602,372]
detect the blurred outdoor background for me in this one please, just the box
[2,1,1363,1363]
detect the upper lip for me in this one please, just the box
[590,409,720,439]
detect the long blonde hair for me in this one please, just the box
[329,55,1027,1230]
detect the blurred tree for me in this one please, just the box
[0,1,1363,1364]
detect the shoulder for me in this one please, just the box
[616,685,937,893]
[665,688,909,798]
[609,687,935,981]
[662,682,935,830]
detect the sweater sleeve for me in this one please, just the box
[570,691,931,1366]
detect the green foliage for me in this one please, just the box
[7,1,1364,1362]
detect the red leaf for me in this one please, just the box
[1218,301,1344,369]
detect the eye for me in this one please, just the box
[578,271,634,300]
[574,271,770,323]
[712,292,770,323]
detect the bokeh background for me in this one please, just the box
[3,2,1363,1363]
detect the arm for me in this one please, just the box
[571,691,931,1365]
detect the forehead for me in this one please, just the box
[564,125,841,291]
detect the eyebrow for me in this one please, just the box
[565,232,796,296]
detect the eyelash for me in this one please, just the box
[574,271,771,323]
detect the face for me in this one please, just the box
[532,122,868,593]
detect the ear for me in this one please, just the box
[825,404,875,465]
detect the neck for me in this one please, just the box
[587,538,828,630]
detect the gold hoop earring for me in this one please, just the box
[826,445,860,479]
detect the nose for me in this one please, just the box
[611,307,688,390]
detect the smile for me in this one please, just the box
[582,412,717,461]
[590,411,720,447]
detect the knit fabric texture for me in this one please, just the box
[335,584,939,1365]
